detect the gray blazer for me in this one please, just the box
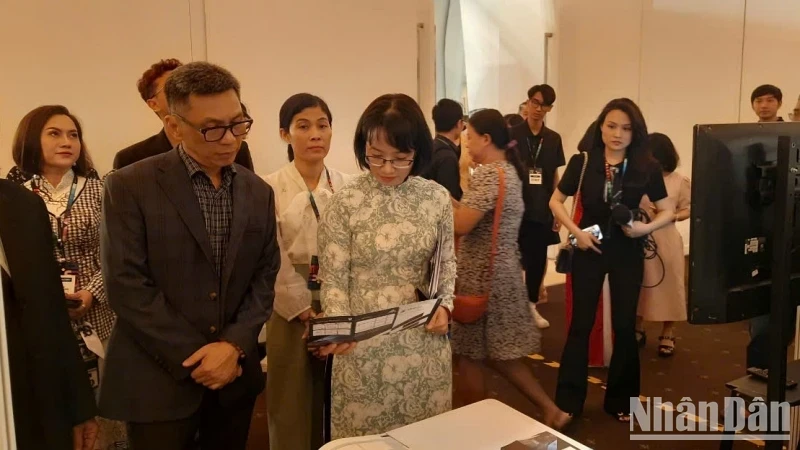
[98,149,279,422]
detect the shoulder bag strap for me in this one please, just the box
[569,152,589,221]
[485,166,506,295]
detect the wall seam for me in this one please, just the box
[188,0,195,60]
[636,0,645,104]
[737,0,748,122]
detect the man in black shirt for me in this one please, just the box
[510,84,566,329]
[114,58,254,171]
[422,98,464,200]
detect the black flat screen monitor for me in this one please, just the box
[689,122,800,324]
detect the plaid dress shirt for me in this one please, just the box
[178,146,236,275]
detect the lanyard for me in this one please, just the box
[309,168,334,222]
[604,158,627,204]
[32,174,79,257]
[526,136,543,168]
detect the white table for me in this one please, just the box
[320,399,592,450]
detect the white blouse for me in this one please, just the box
[23,170,87,217]
[264,162,352,320]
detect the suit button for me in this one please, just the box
[210,292,218,301]
[209,326,217,334]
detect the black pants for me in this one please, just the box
[555,240,643,415]
[519,222,553,304]
[127,390,256,450]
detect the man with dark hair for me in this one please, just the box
[100,61,279,449]
[747,83,792,370]
[422,98,464,200]
[751,84,784,122]
[113,58,254,171]
[509,84,565,329]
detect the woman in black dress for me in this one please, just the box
[549,98,676,422]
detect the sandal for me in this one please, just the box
[658,336,675,357]
[635,329,646,349]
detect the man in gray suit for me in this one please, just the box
[99,61,279,450]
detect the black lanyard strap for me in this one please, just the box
[526,136,544,168]
[32,174,78,256]
[604,158,628,204]
[309,168,334,222]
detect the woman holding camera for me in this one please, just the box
[549,98,675,422]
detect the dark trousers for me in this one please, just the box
[555,241,643,415]
[127,390,256,450]
[519,222,552,304]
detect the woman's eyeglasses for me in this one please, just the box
[365,156,414,169]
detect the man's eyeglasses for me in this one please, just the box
[173,113,254,142]
[529,100,553,111]
[150,85,165,100]
[365,155,414,169]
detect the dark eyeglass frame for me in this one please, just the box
[528,99,553,111]
[173,113,254,142]
[365,155,415,169]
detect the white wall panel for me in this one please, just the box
[738,0,800,123]
[549,0,643,161]
[638,0,746,249]
[205,0,423,177]
[0,0,193,175]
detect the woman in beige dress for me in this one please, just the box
[264,93,350,450]
[636,132,691,357]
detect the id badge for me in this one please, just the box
[307,255,321,291]
[60,261,79,295]
[76,321,106,359]
[529,168,543,185]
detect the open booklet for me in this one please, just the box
[308,223,447,347]
[422,221,446,300]
[307,297,443,347]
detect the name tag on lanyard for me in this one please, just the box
[604,158,628,204]
[307,168,334,291]
[529,169,543,185]
[527,137,544,185]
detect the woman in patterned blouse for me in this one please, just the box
[317,94,456,439]
[8,105,124,447]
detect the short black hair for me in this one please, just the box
[279,93,333,162]
[527,84,556,106]
[165,61,241,113]
[354,93,432,176]
[432,98,463,132]
[751,84,782,103]
[504,113,525,127]
[648,132,679,173]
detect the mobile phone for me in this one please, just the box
[66,299,83,309]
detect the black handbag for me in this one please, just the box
[555,152,589,274]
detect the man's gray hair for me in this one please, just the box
[165,61,241,113]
